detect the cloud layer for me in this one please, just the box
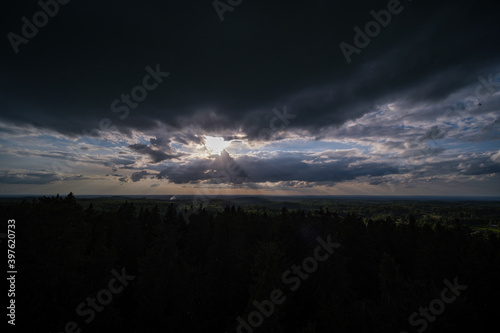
[0,0,499,195]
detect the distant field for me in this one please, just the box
[2,195,499,227]
[472,226,500,233]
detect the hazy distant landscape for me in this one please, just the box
[3,194,500,230]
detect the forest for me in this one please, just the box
[1,193,499,332]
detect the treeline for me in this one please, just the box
[1,193,499,332]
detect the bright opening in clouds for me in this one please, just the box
[204,136,231,155]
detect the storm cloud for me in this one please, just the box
[0,0,499,195]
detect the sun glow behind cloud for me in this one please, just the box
[204,136,231,155]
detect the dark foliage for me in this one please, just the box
[1,194,499,332]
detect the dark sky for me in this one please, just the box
[1,0,499,195]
